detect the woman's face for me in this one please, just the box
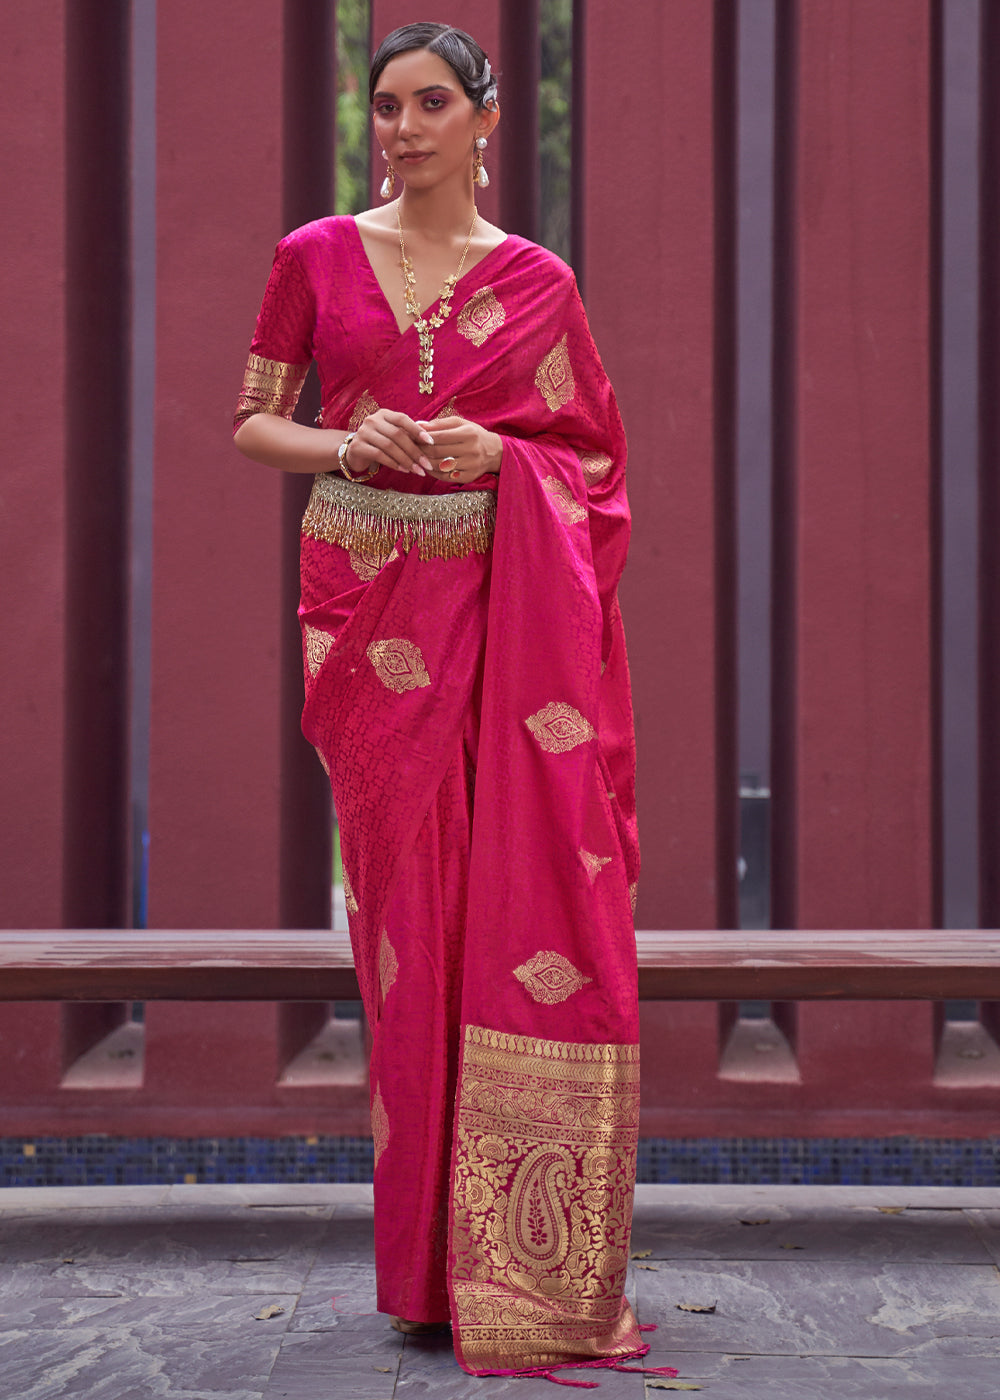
[372,48,495,191]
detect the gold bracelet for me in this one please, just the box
[338,431,379,483]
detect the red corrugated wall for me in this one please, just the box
[2,0,997,1139]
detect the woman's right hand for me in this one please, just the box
[346,409,436,478]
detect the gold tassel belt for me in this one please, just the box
[301,472,496,561]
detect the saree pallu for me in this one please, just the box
[294,233,660,1381]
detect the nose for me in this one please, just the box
[398,100,422,140]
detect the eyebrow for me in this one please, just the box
[373,84,455,99]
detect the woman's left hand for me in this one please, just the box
[415,417,503,484]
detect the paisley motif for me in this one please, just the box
[371,1085,389,1168]
[534,334,575,412]
[579,450,612,484]
[508,1147,574,1271]
[525,701,595,754]
[303,623,334,678]
[366,637,431,693]
[348,390,380,432]
[514,950,592,1005]
[541,476,587,525]
[457,286,507,347]
[379,929,399,1001]
[349,545,398,582]
[578,848,612,884]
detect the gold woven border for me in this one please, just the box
[234,353,310,429]
[301,473,496,562]
[452,1023,641,1370]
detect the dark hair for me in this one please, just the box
[369,22,498,110]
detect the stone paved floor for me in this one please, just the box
[0,1182,998,1399]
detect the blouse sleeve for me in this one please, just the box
[233,242,316,432]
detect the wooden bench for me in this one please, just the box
[2,929,999,1002]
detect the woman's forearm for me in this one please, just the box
[233,413,344,474]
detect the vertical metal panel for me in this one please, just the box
[147,0,287,928]
[63,1,132,928]
[280,0,336,929]
[582,0,738,929]
[0,5,68,926]
[979,0,1000,925]
[499,0,540,241]
[368,2,502,226]
[771,0,937,931]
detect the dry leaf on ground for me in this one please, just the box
[877,1206,905,1215]
[373,1367,392,1373]
[738,1218,770,1226]
[676,1301,716,1313]
[253,1303,285,1320]
[779,1242,804,1250]
[635,1262,660,1270]
[648,1383,702,1391]
[631,1248,652,1258]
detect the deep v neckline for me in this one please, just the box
[349,216,509,339]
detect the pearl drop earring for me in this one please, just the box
[473,136,489,189]
[380,149,395,200]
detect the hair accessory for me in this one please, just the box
[380,160,396,200]
[481,57,498,107]
[397,204,478,394]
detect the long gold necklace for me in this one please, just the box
[397,204,478,394]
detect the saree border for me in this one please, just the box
[450,1023,642,1373]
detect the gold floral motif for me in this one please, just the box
[348,390,380,433]
[434,396,458,419]
[452,1025,641,1369]
[303,623,334,678]
[579,451,613,485]
[525,702,595,755]
[371,1085,389,1168]
[578,849,612,884]
[302,472,495,561]
[534,334,575,412]
[234,354,310,429]
[379,929,399,1001]
[457,286,506,347]
[541,476,587,525]
[514,951,592,1005]
[342,868,359,915]
[349,545,398,582]
[366,637,431,694]
[629,882,637,915]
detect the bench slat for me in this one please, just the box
[1,930,999,1001]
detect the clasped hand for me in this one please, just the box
[344,409,502,484]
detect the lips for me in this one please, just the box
[400,151,432,163]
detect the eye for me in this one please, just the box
[423,96,447,109]
[375,101,398,116]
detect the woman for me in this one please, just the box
[234,22,673,1387]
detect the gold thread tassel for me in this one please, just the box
[301,473,496,562]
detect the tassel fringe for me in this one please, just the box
[475,1340,679,1389]
[302,472,496,562]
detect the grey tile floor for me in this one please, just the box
[1,1182,998,1399]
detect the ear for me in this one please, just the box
[476,100,500,141]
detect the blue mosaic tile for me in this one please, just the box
[1,1136,998,1188]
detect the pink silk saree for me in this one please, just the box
[237,218,672,1384]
